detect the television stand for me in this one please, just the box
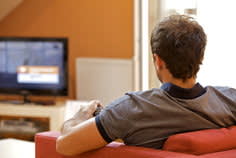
[0,100,24,105]
[19,91,55,105]
[21,90,31,104]
[31,100,56,106]
[0,98,56,106]
[0,101,66,131]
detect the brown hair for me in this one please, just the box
[150,15,207,81]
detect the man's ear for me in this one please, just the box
[153,54,164,69]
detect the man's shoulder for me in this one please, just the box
[206,85,236,99]
[206,85,236,93]
[126,88,164,98]
[106,88,164,107]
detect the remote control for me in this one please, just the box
[93,106,103,116]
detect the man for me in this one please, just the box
[56,15,236,156]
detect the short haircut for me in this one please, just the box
[150,15,207,81]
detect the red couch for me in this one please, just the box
[35,126,236,158]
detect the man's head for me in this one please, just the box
[150,15,207,83]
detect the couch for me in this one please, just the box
[35,126,236,158]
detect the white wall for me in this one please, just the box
[197,0,236,88]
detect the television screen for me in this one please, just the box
[0,37,68,96]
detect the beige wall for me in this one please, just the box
[0,0,134,99]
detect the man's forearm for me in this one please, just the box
[61,116,88,135]
[56,118,107,156]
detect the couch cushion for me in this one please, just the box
[163,126,236,155]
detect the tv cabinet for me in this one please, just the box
[0,102,65,132]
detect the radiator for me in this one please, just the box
[76,58,134,105]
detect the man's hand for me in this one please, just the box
[61,100,102,135]
[73,100,102,121]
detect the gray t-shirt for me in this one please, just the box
[95,83,236,149]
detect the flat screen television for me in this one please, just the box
[0,37,68,99]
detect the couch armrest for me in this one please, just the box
[35,131,63,158]
[35,131,197,158]
[163,126,236,155]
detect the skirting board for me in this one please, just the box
[76,58,134,105]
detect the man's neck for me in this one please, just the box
[163,77,196,89]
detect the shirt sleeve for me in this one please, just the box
[95,95,133,142]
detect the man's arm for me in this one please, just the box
[56,118,107,156]
[56,100,108,156]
